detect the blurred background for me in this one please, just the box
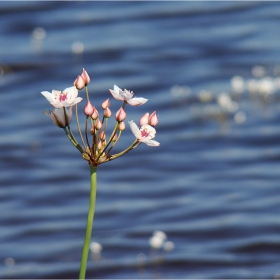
[1,1,280,278]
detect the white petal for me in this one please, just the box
[66,106,73,124]
[41,91,55,104]
[43,110,61,127]
[140,124,156,139]
[114,85,122,93]
[122,89,134,101]
[127,97,148,106]
[109,89,123,101]
[54,108,66,126]
[51,102,63,108]
[63,86,78,102]
[61,97,83,108]
[71,97,83,105]
[129,120,141,138]
[140,138,160,146]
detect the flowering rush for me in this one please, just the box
[41,68,159,279]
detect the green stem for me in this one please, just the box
[76,104,87,150]
[105,130,122,156]
[63,128,84,153]
[96,101,126,161]
[79,166,97,280]
[100,139,140,164]
[85,86,90,103]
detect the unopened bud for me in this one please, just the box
[97,141,103,151]
[99,131,106,141]
[102,98,110,109]
[81,68,90,85]
[140,112,150,126]
[115,107,126,122]
[104,107,111,118]
[95,118,102,130]
[112,133,118,142]
[84,101,94,117]
[149,111,158,127]
[118,121,126,131]
[90,125,95,135]
[91,107,99,120]
[74,75,86,90]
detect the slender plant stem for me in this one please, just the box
[85,86,90,103]
[75,104,87,150]
[99,140,140,164]
[96,101,126,161]
[63,128,84,153]
[85,116,90,150]
[79,166,97,280]
[105,131,122,156]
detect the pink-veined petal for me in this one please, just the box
[43,109,64,127]
[129,120,141,139]
[43,107,72,128]
[66,106,73,124]
[55,108,68,127]
[127,97,148,106]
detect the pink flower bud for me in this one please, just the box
[139,112,150,126]
[84,101,94,117]
[149,111,158,127]
[90,125,95,135]
[115,107,126,122]
[94,118,102,130]
[91,107,99,120]
[112,133,118,142]
[118,121,126,131]
[97,141,103,151]
[74,75,86,90]
[99,131,106,141]
[81,68,90,85]
[104,107,111,118]
[102,98,110,109]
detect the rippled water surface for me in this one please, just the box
[2,1,280,279]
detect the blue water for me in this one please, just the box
[1,1,280,278]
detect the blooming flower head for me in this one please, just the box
[109,85,148,106]
[43,107,72,128]
[129,121,160,146]
[41,86,82,108]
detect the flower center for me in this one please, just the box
[59,93,67,102]
[141,129,150,138]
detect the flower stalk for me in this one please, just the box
[79,166,97,280]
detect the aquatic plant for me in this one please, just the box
[41,68,159,279]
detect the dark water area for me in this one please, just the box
[2,1,280,279]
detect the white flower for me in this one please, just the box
[43,107,72,128]
[109,85,148,106]
[41,86,82,108]
[129,121,160,146]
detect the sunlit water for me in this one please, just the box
[1,1,280,278]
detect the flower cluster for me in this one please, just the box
[42,69,159,168]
